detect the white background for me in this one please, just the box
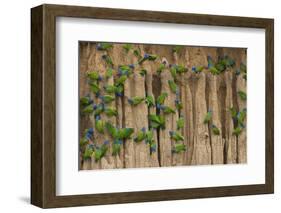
[57,18,265,195]
[0,0,279,212]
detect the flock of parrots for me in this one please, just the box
[80,43,247,163]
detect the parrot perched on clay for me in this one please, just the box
[101,54,114,67]
[172,143,186,154]
[177,117,184,130]
[112,139,123,156]
[96,43,113,51]
[145,95,155,108]
[148,114,165,130]
[169,131,184,142]
[128,96,145,106]
[203,110,212,124]
[100,95,115,104]
[191,66,204,73]
[104,107,118,117]
[93,141,109,162]
[238,90,247,101]
[168,79,178,93]
[122,44,133,53]
[161,106,176,114]
[138,53,158,64]
[134,127,146,143]
[211,124,220,135]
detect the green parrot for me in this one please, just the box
[222,55,235,67]
[175,99,183,110]
[170,66,177,79]
[175,65,188,74]
[156,92,168,105]
[209,66,220,75]
[96,43,113,51]
[148,114,165,130]
[93,104,104,116]
[87,70,101,81]
[104,85,117,94]
[215,62,226,72]
[157,63,166,75]
[95,119,105,134]
[83,146,94,160]
[89,82,100,95]
[100,95,115,104]
[177,117,184,130]
[237,108,247,126]
[172,143,186,154]
[139,69,147,76]
[118,128,134,140]
[203,110,212,124]
[168,80,178,93]
[79,137,88,147]
[145,130,154,144]
[101,54,114,67]
[105,122,118,139]
[211,124,220,135]
[80,95,93,107]
[145,95,155,108]
[162,106,176,114]
[123,44,133,53]
[172,45,183,54]
[229,107,238,119]
[105,68,114,79]
[233,126,243,136]
[134,127,146,143]
[104,107,118,117]
[93,141,109,162]
[138,53,158,64]
[115,75,127,86]
[149,142,157,153]
[169,131,184,142]
[133,49,141,59]
[82,104,94,114]
[128,96,145,106]
[118,65,133,76]
[192,66,204,73]
[112,140,123,156]
[238,90,247,101]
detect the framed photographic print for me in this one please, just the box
[31,4,274,208]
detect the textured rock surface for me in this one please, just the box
[79,43,247,170]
